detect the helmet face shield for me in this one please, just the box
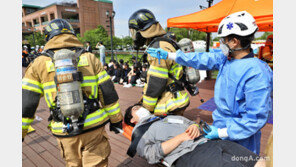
[129,29,146,50]
[130,29,137,40]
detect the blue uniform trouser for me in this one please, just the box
[232,131,261,155]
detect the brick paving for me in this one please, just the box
[22,67,272,167]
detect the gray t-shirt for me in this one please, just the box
[135,115,208,166]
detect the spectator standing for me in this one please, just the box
[85,41,92,53]
[22,46,29,67]
[96,41,106,65]
[258,34,273,70]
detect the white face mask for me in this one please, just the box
[135,107,151,121]
[219,38,231,56]
[220,43,230,56]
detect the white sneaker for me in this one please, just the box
[136,79,141,84]
[136,83,144,87]
[124,83,132,88]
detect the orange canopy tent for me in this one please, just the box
[167,0,273,32]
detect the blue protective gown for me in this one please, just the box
[175,49,273,154]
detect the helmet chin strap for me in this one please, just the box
[228,43,251,59]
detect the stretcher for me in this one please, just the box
[115,123,171,167]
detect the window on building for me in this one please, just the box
[74,28,80,34]
[33,19,40,27]
[50,13,55,20]
[41,16,49,25]
[26,22,32,27]
[61,12,79,23]
[25,8,38,15]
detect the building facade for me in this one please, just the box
[22,0,114,37]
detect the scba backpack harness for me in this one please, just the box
[43,48,100,136]
[147,36,203,101]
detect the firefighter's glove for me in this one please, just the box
[109,121,123,134]
[147,48,168,60]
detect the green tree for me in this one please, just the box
[24,31,46,46]
[165,28,207,42]
[78,25,128,50]
[256,32,273,40]
[78,25,109,49]
[122,36,133,48]
[213,37,220,41]
[103,36,123,50]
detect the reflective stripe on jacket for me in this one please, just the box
[22,34,122,137]
[143,40,189,116]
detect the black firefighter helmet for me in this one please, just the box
[44,19,76,41]
[128,9,158,31]
[128,9,158,50]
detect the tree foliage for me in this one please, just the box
[77,25,109,49]
[77,25,133,50]
[166,28,208,42]
[213,37,220,41]
[24,31,46,46]
[255,32,273,40]
[122,36,133,47]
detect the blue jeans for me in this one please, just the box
[100,54,105,65]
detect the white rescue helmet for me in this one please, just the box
[217,11,258,37]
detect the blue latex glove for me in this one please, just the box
[146,48,168,60]
[204,125,219,139]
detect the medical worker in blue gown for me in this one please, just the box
[146,11,273,155]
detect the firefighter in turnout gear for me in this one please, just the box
[128,9,190,116]
[22,19,123,166]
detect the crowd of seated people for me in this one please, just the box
[104,57,148,88]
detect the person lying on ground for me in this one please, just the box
[124,104,266,167]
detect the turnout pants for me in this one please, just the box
[174,140,260,167]
[56,127,110,167]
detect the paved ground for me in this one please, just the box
[22,67,273,167]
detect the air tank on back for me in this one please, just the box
[53,49,84,123]
[178,38,200,84]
